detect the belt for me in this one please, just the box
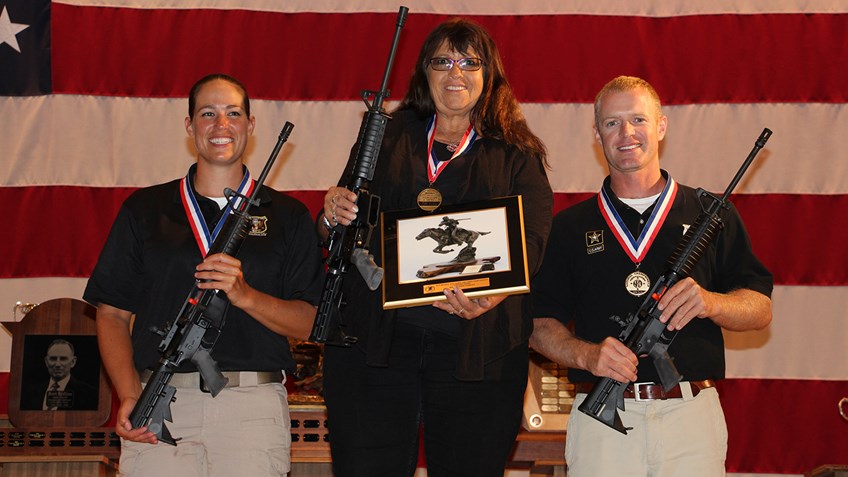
[573,379,715,401]
[140,370,283,392]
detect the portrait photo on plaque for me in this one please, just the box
[382,195,530,309]
[19,334,101,411]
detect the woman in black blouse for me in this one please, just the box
[320,18,553,476]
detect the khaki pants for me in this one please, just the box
[566,387,727,477]
[119,382,291,477]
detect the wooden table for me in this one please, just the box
[509,430,567,475]
[0,454,118,477]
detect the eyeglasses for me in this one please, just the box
[428,57,484,71]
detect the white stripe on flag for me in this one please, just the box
[4,96,847,194]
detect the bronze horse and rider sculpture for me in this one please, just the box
[414,216,498,278]
[415,216,490,262]
[416,217,490,254]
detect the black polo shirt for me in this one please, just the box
[84,174,324,374]
[531,174,773,383]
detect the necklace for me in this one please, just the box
[440,134,465,152]
[436,130,468,153]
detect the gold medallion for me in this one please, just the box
[625,271,651,296]
[417,187,442,212]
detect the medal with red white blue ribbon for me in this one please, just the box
[180,165,255,257]
[417,115,478,211]
[597,177,677,296]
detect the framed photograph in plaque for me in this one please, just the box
[381,195,529,309]
[19,334,101,411]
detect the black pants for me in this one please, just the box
[323,321,529,477]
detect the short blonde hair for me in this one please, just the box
[593,76,663,128]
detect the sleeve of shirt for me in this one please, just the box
[714,203,774,298]
[511,149,554,275]
[530,213,575,325]
[82,202,146,313]
[280,201,325,306]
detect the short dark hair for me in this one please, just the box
[188,73,251,118]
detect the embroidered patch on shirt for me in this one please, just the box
[250,216,268,236]
[586,230,604,254]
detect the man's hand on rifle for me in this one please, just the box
[656,277,716,331]
[583,337,638,383]
[659,279,771,332]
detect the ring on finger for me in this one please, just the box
[456,308,464,315]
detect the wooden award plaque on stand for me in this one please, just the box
[1,298,119,475]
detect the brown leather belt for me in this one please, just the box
[573,379,715,401]
[140,370,283,391]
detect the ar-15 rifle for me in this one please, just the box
[309,6,409,346]
[578,128,772,434]
[128,122,295,445]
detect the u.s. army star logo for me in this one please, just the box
[249,216,268,236]
[586,230,604,254]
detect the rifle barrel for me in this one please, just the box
[721,128,772,201]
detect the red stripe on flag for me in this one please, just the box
[734,194,848,286]
[4,186,135,278]
[719,378,848,474]
[51,5,848,103]
[1,187,845,285]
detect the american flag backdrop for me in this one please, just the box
[1,0,846,474]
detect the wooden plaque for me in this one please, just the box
[3,298,112,428]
